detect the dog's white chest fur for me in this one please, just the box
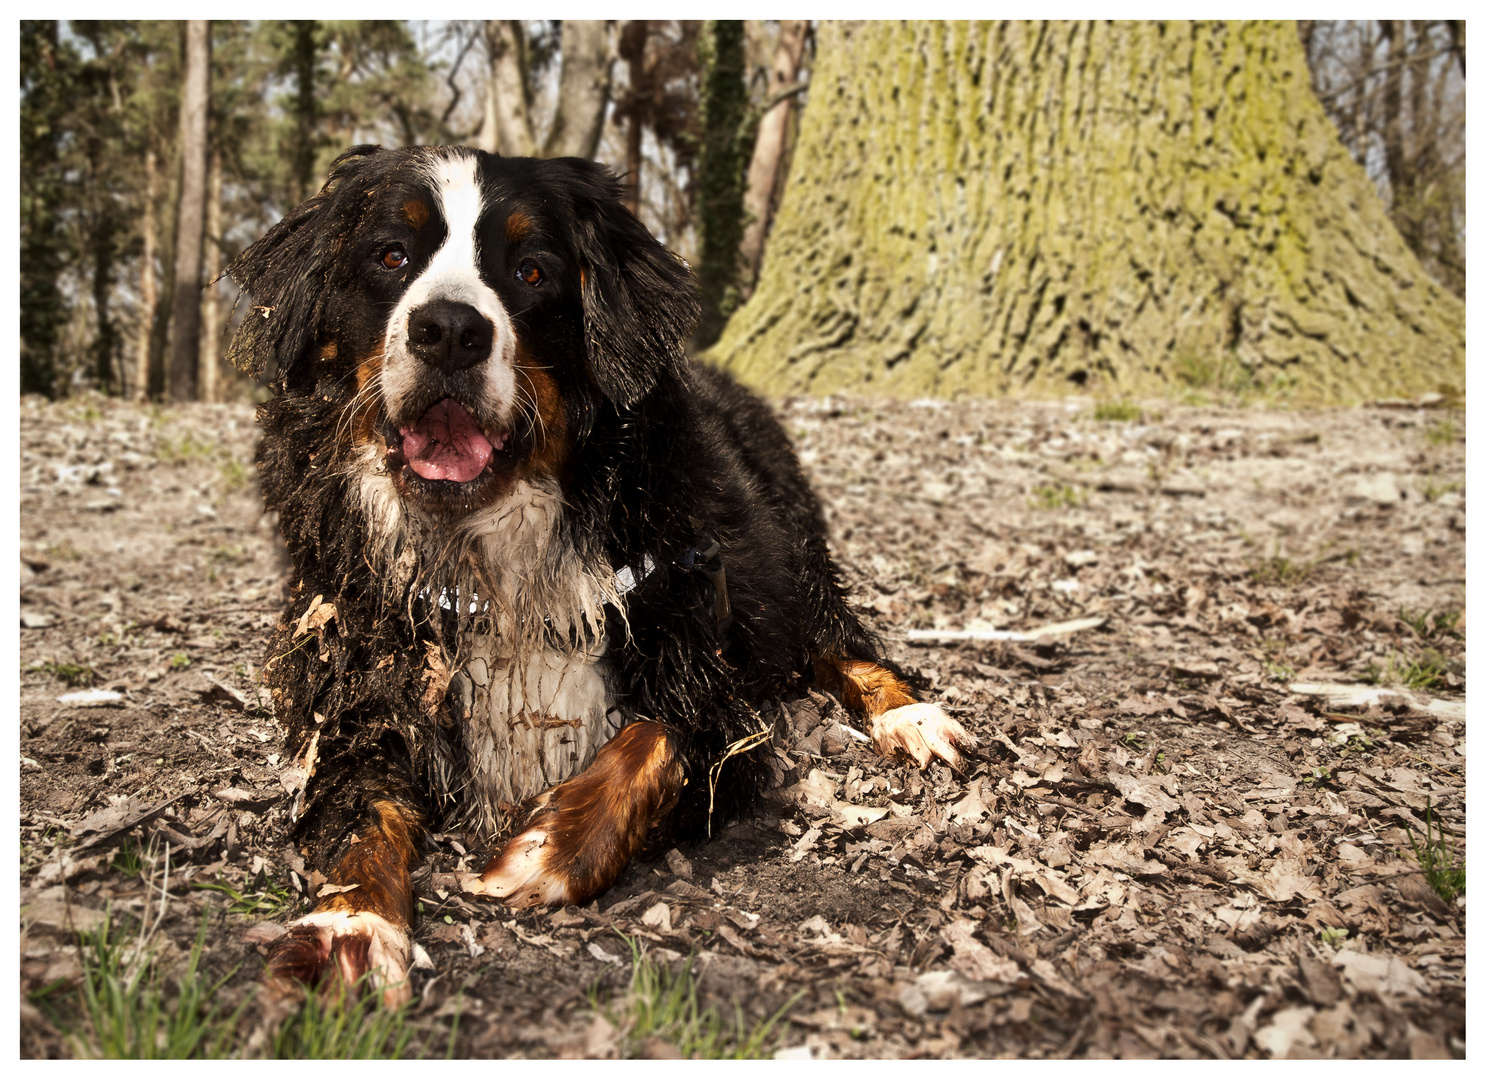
[350,467,626,838]
[461,639,618,835]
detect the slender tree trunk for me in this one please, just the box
[1423,24,1463,293]
[619,19,649,213]
[1446,20,1464,75]
[148,132,180,400]
[1380,22,1407,218]
[199,147,223,403]
[693,20,750,349]
[475,21,500,153]
[480,21,616,161]
[91,210,116,393]
[1406,22,1434,202]
[291,20,318,205]
[739,19,810,298]
[1339,25,1373,159]
[486,21,537,157]
[134,145,157,402]
[168,19,210,402]
[710,21,1463,403]
[20,20,65,397]
[543,20,615,159]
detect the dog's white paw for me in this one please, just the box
[266,908,413,1008]
[871,702,975,770]
[461,827,575,908]
[461,721,682,909]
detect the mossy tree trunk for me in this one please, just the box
[20,20,68,398]
[288,21,319,206]
[709,21,1464,403]
[693,20,750,350]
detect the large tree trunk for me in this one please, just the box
[738,19,810,298]
[168,19,209,403]
[543,20,615,159]
[710,21,1465,403]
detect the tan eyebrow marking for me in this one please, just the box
[402,198,429,229]
[506,211,532,244]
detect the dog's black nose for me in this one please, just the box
[406,300,493,374]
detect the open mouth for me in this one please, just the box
[384,397,519,506]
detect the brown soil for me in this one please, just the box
[19,391,1465,1059]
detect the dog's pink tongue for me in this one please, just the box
[400,399,495,483]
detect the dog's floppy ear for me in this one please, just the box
[551,158,702,407]
[225,145,385,380]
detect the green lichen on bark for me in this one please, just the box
[707,21,1464,404]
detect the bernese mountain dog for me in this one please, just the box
[226,145,973,1005]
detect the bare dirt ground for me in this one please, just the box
[19,390,1465,1059]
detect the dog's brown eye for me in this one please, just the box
[381,246,408,270]
[517,260,543,287]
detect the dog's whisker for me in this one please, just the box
[513,364,552,447]
[330,368,386,461]
[512,385,539,445]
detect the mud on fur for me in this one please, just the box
[227,144,974,1003]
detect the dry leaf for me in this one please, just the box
[834,803,890,827]
[293,595,336,638]
[640,901,673,933]
[1108,771,1180,814]
[941,919,1021,983]
[1252,1006,1317,1058]
[1334,950,1428,999]
[788,827,822,863]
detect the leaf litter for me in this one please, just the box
[18,391,1464,1058]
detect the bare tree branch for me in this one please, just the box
[439,21,481,130]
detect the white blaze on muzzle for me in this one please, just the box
[380,150,517,429]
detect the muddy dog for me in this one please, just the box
[225,145,973,1003]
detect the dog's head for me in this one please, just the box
[227,145,699,518]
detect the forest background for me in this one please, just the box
[17,19,1466,404]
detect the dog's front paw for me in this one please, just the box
[264,908,414,1008]
[871,702,976,770]
[459,720,682,909]
[461,720,682,909]
[461,819,577,908]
